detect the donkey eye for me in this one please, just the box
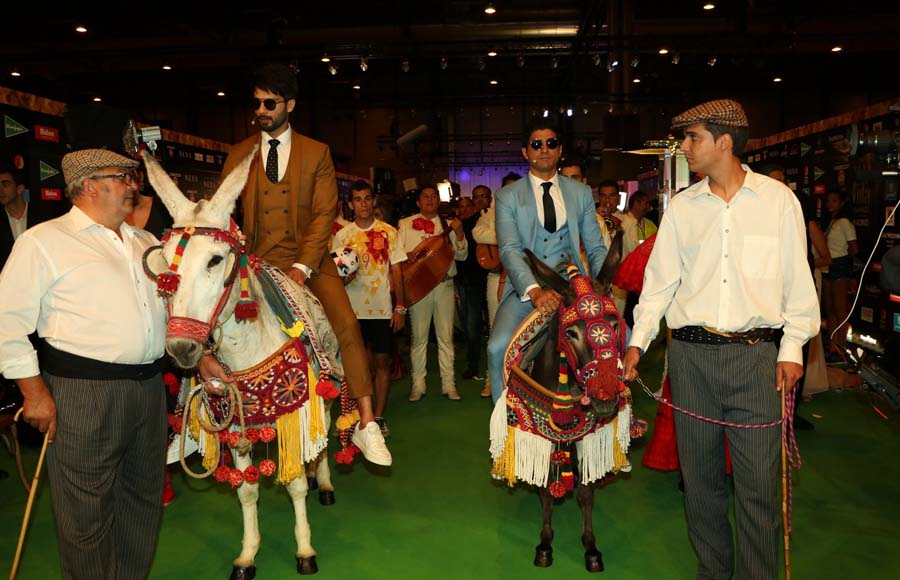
[566,329,579,340]
[207,255,224,268]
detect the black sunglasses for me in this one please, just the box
[529,138,560,150]
[250,98,286,111]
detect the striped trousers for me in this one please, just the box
[668,340,781,580]
[44,373,167,580]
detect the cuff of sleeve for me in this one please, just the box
[628,329,654,354]
[1,352,41,381]
[291,263,313,277]
[521,284,539,302]
[777,341,804,365]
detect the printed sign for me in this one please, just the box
[861,307,874,323]
[34,124,60,143]
[41,188,62,200]
[4,115,28,138]
[39,160,59,181]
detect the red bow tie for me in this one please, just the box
[413,217,435,234]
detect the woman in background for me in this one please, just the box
[822,190,858,352]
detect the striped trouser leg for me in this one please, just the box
[45,373,167,580]
[721,342,780,580]
[668,340,734,580]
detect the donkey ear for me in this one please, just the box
[205,144,259,223]
[524,249,569,295]
[596,231,623,289]
[141,150,195,222]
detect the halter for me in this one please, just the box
[556,264,627,404]
[148,220,261,343]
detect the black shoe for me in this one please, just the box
[794,416,815,431]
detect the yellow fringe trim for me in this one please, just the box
[306,363,326,441]
[202,429,219,471]
[188,381,201,442]
[612,417,629,471]
[491,426,518,486]
[275,410,304,485]
[280,318,305,338]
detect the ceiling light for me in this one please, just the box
[328,63,338,75]
[487,50,497,57]
[542,109,549,118]
[566,108,573,117]
[516,55,525,68]
[658,48,669,55]
[631,55,640,68]
[671,53,680,64]
[321,54,331,63]
[484,3,496,15]
[75,25,87,33]
[607,59,619,73]
[216,91,226,97]
[708,56,717,66]
[401,59,410,73]
[489,80,498,85]
[831,45,843,52]
[93,97,102,102]
[591,53,601,66]
[440,56,448,70]
[359,58,368,72]
[10,70,21,77]
[551,57,559,69]
[583,107,589,115]
[633,77,641,83]
[162,65,172,71]
[703,2,716,9]
[352,84,361,90]
[773,76,783,83]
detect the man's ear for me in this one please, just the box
[287,99,296,114]
[521,147,528,162]
[717,132,733,152]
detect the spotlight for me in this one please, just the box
[93,97,102,102]
[321,54,331,63]
[566,108,573,117]
[671,53,680,64]
[401,59,410,73]
[591,53,601,66]
[542,109,549,118]
[487,50,497,57]
[216,91,226,97]
[831,45,843,52]
[489,79,498,85]
[773,76,783,83]
[360,58,368,72]
[551,57,559,69]
[353,84,361,90]
[10,69,21,77]
[658,48,669,55]
[484,3,496,15]
[703,3,716,9]
[707,56,717,67]
[633,77,641,83]
[607,59,619,73]
[583,107,589,115]
[328,63,338,75]
[162,65,172,71]
[75,25,87,33]
[516,55,525,68]
[440,56,448,70]
[631,55,640,68]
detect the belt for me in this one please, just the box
[672,326,778,346]
[40,339,163,381]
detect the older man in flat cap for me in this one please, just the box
[623,100,819,579]
[0,149,223,579]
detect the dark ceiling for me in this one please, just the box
[3,1,900,137]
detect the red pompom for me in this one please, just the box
[166,414,183,433]
[550,450,570,465]
[235,301,258,321]
[315,379,340,400]
[228,468,244,488]
[163,372,181,396]
[551,410,574,426]
[214,465,230,483]
[334,444,360,465]
[259,459,277,477]
[245,429,260,444]
[243,465,260,484]
[227,431,242,447]
[548,481,567,498]
[218,431,230,443]
[259,426,277,443]
[157,272,181,294]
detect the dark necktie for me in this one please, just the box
[266,138,280,183]
[541,181,556,233]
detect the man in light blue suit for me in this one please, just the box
[487,119,608,401]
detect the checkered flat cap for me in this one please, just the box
[62,149,139,186]
[671,99,748,129]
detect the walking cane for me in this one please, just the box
[9,409,50,580]
[781,385,791,580]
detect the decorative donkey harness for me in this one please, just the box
[490,264,639,497]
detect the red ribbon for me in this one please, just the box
[412,217,435,234]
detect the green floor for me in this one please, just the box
[2,340,899,579]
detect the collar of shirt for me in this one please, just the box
[528,171,560,195]
[65,205,141,241]
[261,124,293,148]
[682,164,760,200]
[527,171,567,229]
[260,125,293,182]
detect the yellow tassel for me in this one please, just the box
[188,389,201,442]
[306,363,326,440]
[491,426,518,486]
[275,411,304,485]
[202,429,219,471]
[279,318,305,338]
[612,417,629,471]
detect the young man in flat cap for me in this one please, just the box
[623,99,819,579]
[0,149,229,579]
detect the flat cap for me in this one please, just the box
[62,149,139,186]
[671,99,749,130]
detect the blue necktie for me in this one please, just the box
[266,138,280,183]
[541,182,556,233]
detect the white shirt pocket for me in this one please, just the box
[742,235,779,279]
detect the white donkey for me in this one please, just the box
[142,148,346,579]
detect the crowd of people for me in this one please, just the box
[0,60,851,580]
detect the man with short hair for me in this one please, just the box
[595,179,622,245]
[624,99,819,580]
[0,164,33,272]
[487,120,607,401]
[620,190,658,259]
[398,186,467,401]
[559,157,587,184]
[220,63,390,465]
[0,150,184,579]
[331,180,406,436]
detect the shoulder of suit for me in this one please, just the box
[293,131,328,151]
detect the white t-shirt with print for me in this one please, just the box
[331,220,406,319]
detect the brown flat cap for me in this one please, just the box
[671,99,749,129]
[61,149,139,186]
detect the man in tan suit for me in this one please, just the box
[221,64,391,466]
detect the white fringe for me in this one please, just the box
[513,428,553,487]
[575,404,634,484]
[617,404,632,454]
[489,389,509,458]
[298,400,329,464]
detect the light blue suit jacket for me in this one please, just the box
[495,174,607,302]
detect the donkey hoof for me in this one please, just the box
[584,550,605,573]
[534,545,553,567]
[229,565,256,580]
[296,556,318,575]
[318,490,335,505]
[307,476,319,490]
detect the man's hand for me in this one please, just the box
[391,312,406,333]
[623,346,641,382]
[17,376,57,443]
[776,361,804,392]
[449,218,464,240]
[198,353,235,384]
[288,267,307,286]
[528,287,560,316]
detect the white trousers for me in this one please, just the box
[409,279,456,391]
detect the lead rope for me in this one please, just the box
[179,376,250,479]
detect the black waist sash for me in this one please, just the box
[40,339,162,381]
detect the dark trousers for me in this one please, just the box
[458,280,487,374]
[45,372,167,580]
[668,340,781,580]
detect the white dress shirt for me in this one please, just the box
[472,207,497,245]
[6,202,27,240]
[260,125,292,182]
[397,213,467,279]
[528,172,567,230]
[0,206,167,379]
[630,166,820,364]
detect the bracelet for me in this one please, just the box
[393,305,408,315]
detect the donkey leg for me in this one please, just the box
[231,452,262,580]
[313,450,335,505]
[286,475,318,575]
[534,487,555,567]
[576,483,604,573]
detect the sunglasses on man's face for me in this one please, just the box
[528,138,560,151]
[251,98,286,111]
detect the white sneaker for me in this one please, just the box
[352,422,393,466]
[442,388,462,401]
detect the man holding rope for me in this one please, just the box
[623,100,819,580]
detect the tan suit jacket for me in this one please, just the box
[221,129,338,275]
